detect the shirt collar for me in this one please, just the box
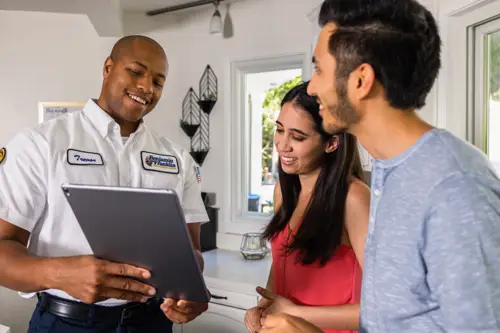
[82,99,146,138]
[375,128,440,169]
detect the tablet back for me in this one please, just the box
[61,183,210,303]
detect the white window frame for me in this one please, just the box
[223,53,309,235]
[437,0,500,141]
[473,18,500,153]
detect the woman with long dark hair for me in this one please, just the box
[244,81,370,333]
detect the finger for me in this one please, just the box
[163,298,177,307]
[176,299,190,308]
[176,300,197,310]
[245,309,263,333]
[162,306,195,324]
[244,315,253,332]
[260,327,277,333]
[177,300,207,314]
[101,261,151,279]
[97,288,149,303]
[245,320,260,333]
[103,276,156,296]
[261,314,280,329]
[169,305,192,314]
[256,287,276,301]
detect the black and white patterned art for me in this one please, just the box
[179,65,218,166]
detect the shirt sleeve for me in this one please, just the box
[423,172,500,332]
[0,129,48,232]
[179,151,209,224]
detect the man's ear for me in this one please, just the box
[349,63,376,101]
[325,135,339,153]
[103,56,114,79]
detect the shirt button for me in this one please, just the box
[374,189,381,197]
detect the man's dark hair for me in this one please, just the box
[110,35,166,61]
[262,81,364,266]
[318,0,441,109]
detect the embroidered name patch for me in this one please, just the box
[67,149,104,165]
[141,151,179,174]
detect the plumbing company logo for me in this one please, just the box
[141,152,179,174]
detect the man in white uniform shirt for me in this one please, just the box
[0,35,209,333]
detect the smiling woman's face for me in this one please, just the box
[274,102,326,175]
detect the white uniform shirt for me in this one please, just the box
[0,99,209,305]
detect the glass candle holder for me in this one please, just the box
[240,233,269,260]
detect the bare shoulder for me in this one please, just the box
[346,179,370,213]
[344,179,370,268]
[273,182,282,213]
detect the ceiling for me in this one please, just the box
[0,0,222,15]
[0,0,232,37]
[120,0,204,12]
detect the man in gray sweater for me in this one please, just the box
[259,0,500,332]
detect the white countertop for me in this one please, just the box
[202,249,272,295]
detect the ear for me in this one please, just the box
[349,63,376,101]
[103,56,114,79]
[325,135,339,153]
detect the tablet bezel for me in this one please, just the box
[61,183,211,303]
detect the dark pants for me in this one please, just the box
[27,295,173,333]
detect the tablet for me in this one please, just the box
[61,183,211,303]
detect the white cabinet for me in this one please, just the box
[179,303,247,333]
[173,283,259,333]
[172,323,182,333]
[177,250,270,333]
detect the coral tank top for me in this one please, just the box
[271,224,362,333]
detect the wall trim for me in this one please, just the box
[222,52,307,236]
[436,0,500,139]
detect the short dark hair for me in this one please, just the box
[262,81,364,266]
[110,35,166,61]
[318,0,441,110]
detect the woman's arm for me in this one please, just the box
[287,304,360,331]
[344,180,371,269]
[257,182,281,306]
[259,289,360,330]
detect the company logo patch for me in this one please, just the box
[67,149,104,165]
[0,148,6,164]
[141,151,179,174]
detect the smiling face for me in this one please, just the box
[307,22,359,135]
[100,39,167,124]
[274,102,335,175]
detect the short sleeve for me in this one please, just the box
[0,129,48,232]
[423,172,500,331]
[179,151,209,223]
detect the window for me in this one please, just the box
[473,17,500,173]
[246,70,302,215]
[228,54,307,231]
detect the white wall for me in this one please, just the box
[0,10,116,333]
[418,0,439,126]
[0,10,115,145]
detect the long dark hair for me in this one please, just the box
[262,81,364,266]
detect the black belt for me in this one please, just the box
[38,293,162,325]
